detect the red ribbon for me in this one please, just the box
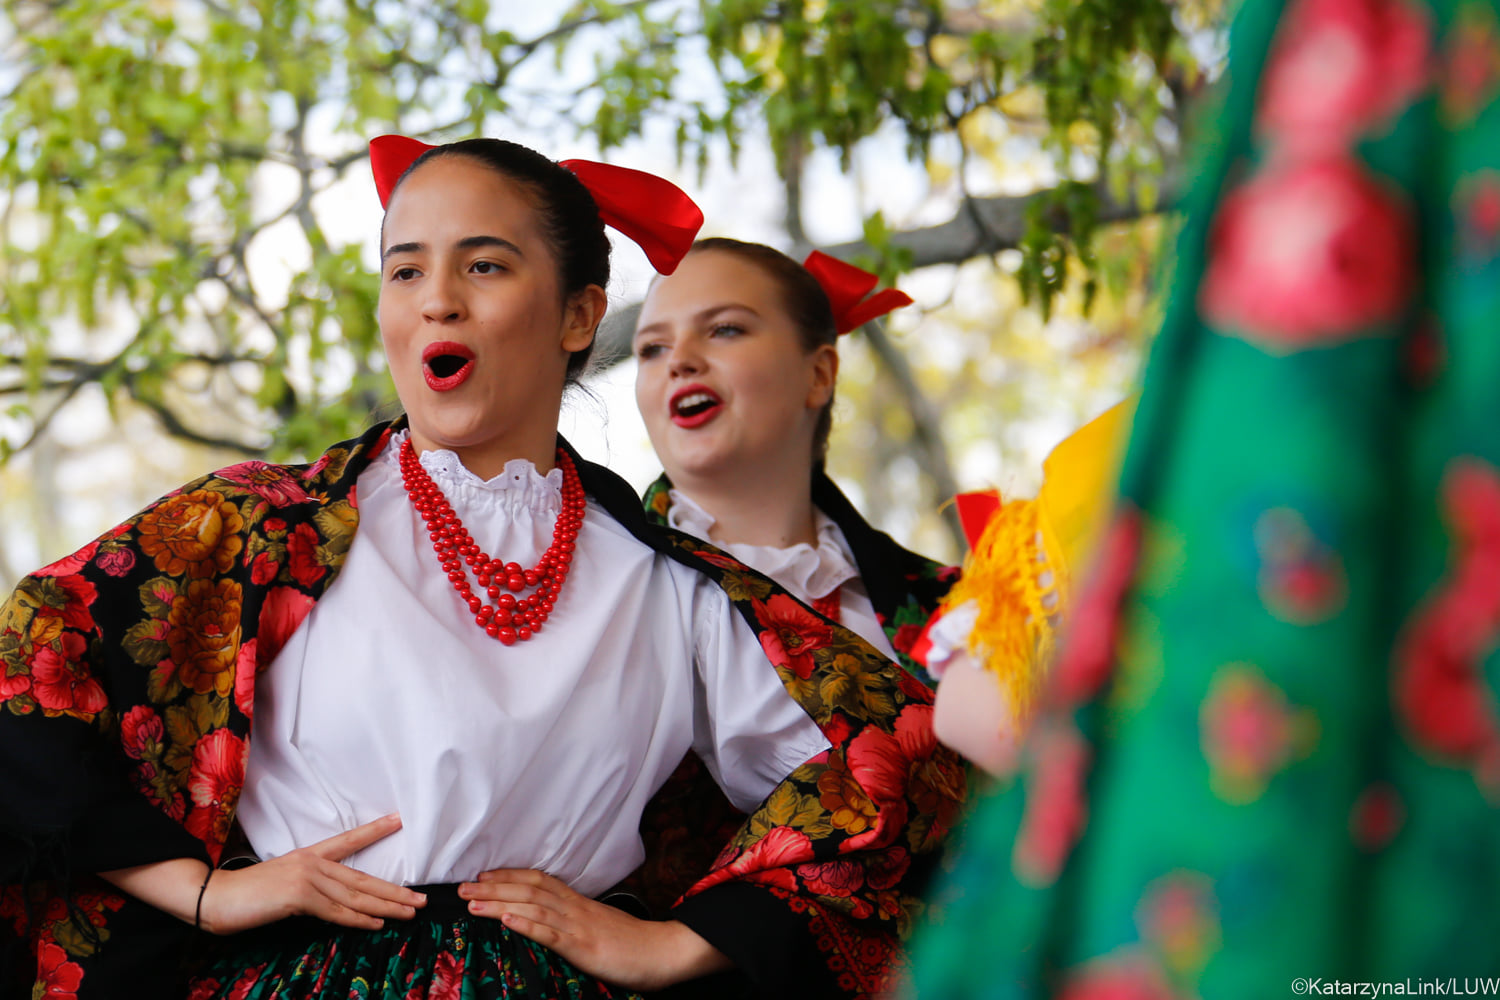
[953,490,1002,549]
[802,250,913,335]
[369,135,704,274]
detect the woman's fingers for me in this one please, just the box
[309,812,404,861]
[320,858,427,908]
[494,907,563,949]
[314,867,423,920]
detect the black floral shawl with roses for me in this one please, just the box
[0,421,966,1000]
[635,473,963,999]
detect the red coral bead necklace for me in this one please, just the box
[812,590,841,623]
[398,439,585,646]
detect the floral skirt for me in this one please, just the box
[185,884,639,1000]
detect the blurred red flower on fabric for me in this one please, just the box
[1199,155,1416,348]
[1012,722,1090,887]
[1393,459,1500,778]
[1057,953,1180,1000]
[1256,0,1431,150]
[1052,508,1143,707]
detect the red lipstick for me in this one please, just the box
[422,341,476,392]
[670,384,723,428]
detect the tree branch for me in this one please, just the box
[860,320,965,553]
[823,175,1179,268]
[585,174,1179,376]
[131,393,268,457]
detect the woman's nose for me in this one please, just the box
[421,271,466,322]
[668,342,704,377]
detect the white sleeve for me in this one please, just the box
[690,582,832,814]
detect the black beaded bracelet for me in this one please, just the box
[194,866,214,932]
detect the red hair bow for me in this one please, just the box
[802,250,913,335]
[369,135,704,274]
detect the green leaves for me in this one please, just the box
[1,0,1210,466]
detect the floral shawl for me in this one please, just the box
[0,421,965,1000]
[635,473,963,998]
[644,471,958,688]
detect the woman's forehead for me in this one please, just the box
[382,156,540,244]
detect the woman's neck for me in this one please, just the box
[674,463,820,549]
[407,416,561,482]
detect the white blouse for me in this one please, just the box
[666,490,901,662]
[237,432,830,895]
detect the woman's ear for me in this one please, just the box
[806,343,839,409]
[561,285,608,353]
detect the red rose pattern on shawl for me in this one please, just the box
[692,826,816,895]
[119,705,165,760]
[1255,0,1431,151]
[185,727,247,858]
[35,542,100,579]
[34,574,101,634]
[216,460,315,508]
[1392,458,1500,789]
[36,940,85,999]
[1197,154,1416,348]
[753,593,835,680]
[30,633,107,718]
[255,586,316,669]
[286,522,327,588]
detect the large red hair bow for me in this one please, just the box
[802,250,913,335]
[369,135,704,274]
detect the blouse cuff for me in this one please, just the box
[912,599,980,679]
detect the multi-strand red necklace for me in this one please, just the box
[399,439,585,645]
[812,591,841,623]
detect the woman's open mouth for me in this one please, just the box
[422,341,476,391]
[670,386,723,428]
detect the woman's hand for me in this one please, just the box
[460,869,731,991]
[101,813,426,935]
[932,650,1021,776]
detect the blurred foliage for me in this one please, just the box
[0,0,1228,465]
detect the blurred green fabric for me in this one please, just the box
[909,0,1500,994]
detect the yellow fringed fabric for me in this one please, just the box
[940,400,1132,721]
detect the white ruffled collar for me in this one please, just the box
[666,489,861,602]
[381,429,563,514]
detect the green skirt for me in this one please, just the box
[185,885,639,1000]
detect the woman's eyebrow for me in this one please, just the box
[382,235,524,262]
[635,303,757,340]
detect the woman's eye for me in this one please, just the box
[636,343,664,361]
[391,266,419,281]
[471,260,503,274]
[710,323,745,338]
